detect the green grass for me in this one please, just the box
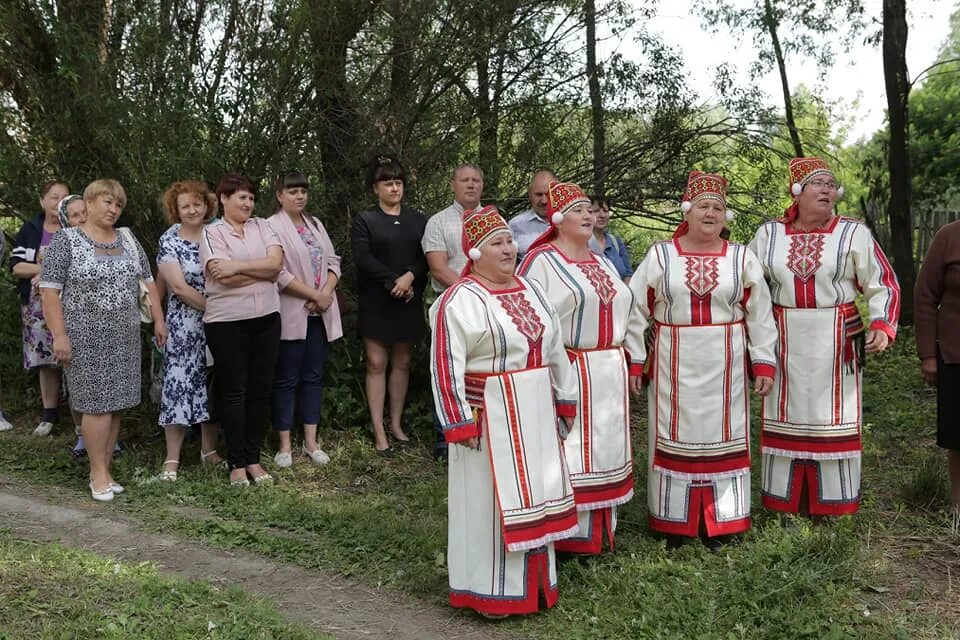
[0,328,957,638]
[0,530,329,639]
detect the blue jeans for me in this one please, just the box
[272,317,330,431]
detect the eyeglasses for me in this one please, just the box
[807,179,838,190]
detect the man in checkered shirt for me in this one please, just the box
[422,163,484,460]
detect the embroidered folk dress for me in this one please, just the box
[749,216,900,515]
[430,275,579,616]
[630,239,777,537]
[517,244,647,553]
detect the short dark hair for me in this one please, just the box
[590,194,611,209]
[365,153,406,190]
[216,173,256,203]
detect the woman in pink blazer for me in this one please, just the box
[267,171,343,467]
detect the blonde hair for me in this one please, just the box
[83,179,127,208]
[161,180,216,223]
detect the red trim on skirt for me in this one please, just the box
[448,548,557,615]
[648,485,751,537]
[761,460,860,516]
[554,508,615,555]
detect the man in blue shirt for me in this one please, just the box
[587,195,632,282]
[509,169,556,261]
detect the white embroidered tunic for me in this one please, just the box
[630,239,777,535]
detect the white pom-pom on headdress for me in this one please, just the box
[681,201,692,213]
[468,247,482,260]
[551,212,564,225]
[725,209,735,221]
[791,183,803,196]
[837,186,845,198]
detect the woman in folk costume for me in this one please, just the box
[630,171,777,546]
[750,157,900,516]
[516,181,646,555]
[430,205,580,617]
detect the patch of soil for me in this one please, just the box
[0,477,503,640]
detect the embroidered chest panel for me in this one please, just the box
[577,262,617,305]
[683,256,720,298]
[786,234,825,281]
[498,292,545,344]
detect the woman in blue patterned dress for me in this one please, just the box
[156,181,223,481]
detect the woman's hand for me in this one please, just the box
[458,436,480,450]
[921,357,938,386]
[753,375,774,396]
[390,271,415,299]
[208,260,238,281]
[52,334,72,367]
[313,289,334,312]
[153,319,168,348]
[629,375,643,394]
[865,329,890,354]
[30,274,40,289]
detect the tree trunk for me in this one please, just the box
[387,0,415,153]
[882,0,915,325]
[476,50,499,199]
[763,0,803,157]
[585,0,604,194]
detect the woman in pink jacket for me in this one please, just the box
[267,171,343,467]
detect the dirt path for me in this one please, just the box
[0,478,500,640]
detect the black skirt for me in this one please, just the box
[937,351,960,450]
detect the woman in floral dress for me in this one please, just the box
[156,180,223,481]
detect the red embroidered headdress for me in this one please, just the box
[789,157,842,196]
[674,171,731,239]
[525,180,590,254]
[461,204,511,276]
[680,171,728,212]
[783,157,844,223]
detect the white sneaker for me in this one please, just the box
[0,415,12,432]
[274,451,293,468]
[303,445,330,465]
[33,421,54,437]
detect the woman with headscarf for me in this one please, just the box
[749,157,900,517]
[430,205,579,617]
[53,194,89,457]
[517,181,646,555]
[631,171,777,547]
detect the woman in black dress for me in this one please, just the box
[351,154,427,454]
